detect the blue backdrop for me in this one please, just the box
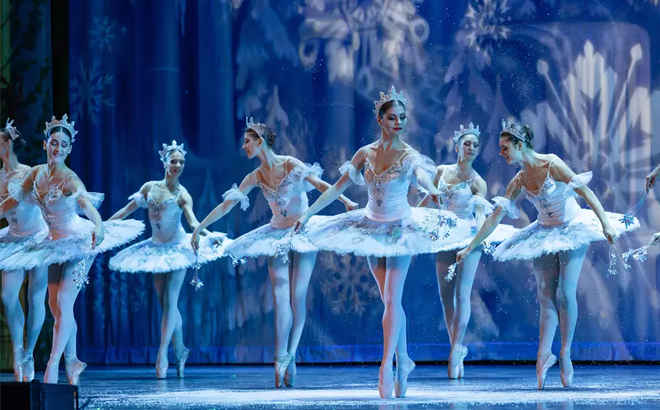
[3,0,660,365]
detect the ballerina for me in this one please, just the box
[109,140,227,379]
[418,122,518,379]
[0,114,144,385]
[0,119,49,381]
[191,118,357,389]
[456,120,638,389]
[293,87,474,399]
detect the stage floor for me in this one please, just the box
[2,364,659,409]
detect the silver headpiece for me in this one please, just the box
[373,86,406,118]
[245,117,269,139]
[4,119,19,141]
[454,122,480,144]
[44,114,78,142]
[159,140,187,164]
[501,119,528,142]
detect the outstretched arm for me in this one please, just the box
[293,147,369,232]
[456,175,521,263]
[109,182,152,221]
[646,164,660,191]
[304,174,358,211]
[417,165,443,208]
[191,172,258,252]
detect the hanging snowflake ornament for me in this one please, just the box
[622,245,650,265]
[620,190,648,229]
[72,256,90,289]
[445,263,458,281]
[189,255,204,291]
[607,245,622,276]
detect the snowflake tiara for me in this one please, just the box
[44,114,78,142]
[159,140,187,163]
[501,119,529,142]
[4,118,19,141]
[245,117,269,139]
[454,122,480,144]
[373,86,406,117]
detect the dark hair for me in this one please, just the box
[47,126,73,142]
[0,127,27,152]
[246,127,277,148]
[501,123,534,149]
[378,100,406,118]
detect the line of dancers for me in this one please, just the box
[0,85,655,399]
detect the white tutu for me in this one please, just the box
[0,219,145,271]
[306,208,473,257]
[0,227,49,265]
[492,209,639,261]
[109,232,228,274]
[224,215,329,262]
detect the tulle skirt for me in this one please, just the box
[224,216,330,260]
[0,227,50,269]
[492,209,639,261]
[305,208,474,257]
[0,219,145,271]
[109,232,228,274]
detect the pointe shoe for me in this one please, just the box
[156,350,169,379]
[394,359,416,398]
[175,348,190,379]
[64,355,87,386]
[274,353,294,389]
[284,361,297,388]
[378,364,394,399]
[448,345,462,379]
[43,359,59,384]
[559,355,574,387]
[22,353,35,382]
[13,348,25,382]
[536,353,557,390]
[458,346,468,379]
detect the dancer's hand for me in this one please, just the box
[456,246,471,264]
[293,212,310,234]
[428,185,442,206]
[650,232,660,246]
[207,232,227,247]
[92,226,105,249]
[344,200,359,211]
[646,165,660,191]
[191,229,201,254]
[602,223,616,244]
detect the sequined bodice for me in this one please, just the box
[519,174,582,226]
[438,178,475,220]
[364,156,412,222]
[146,192,186,244]
[258,163,311,229]
[1,169,46,237]
[32,178,85,240]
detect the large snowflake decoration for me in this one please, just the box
[318,253,380,317]
[523,41,652,212]
[90,16,117,53]
[457,0,512,68]
[69,59,114,127]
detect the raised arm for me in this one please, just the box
[293,147,369,232]
[0,166,38,218]
[456,174,521,263]
[550,158,615,243]
[109,182,152,221]
[190,171,258,252]
[69,177,105,249]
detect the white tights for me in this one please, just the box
[153,268,187,364]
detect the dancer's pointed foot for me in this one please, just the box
[394,357,415,398]
[536,353,557,390]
